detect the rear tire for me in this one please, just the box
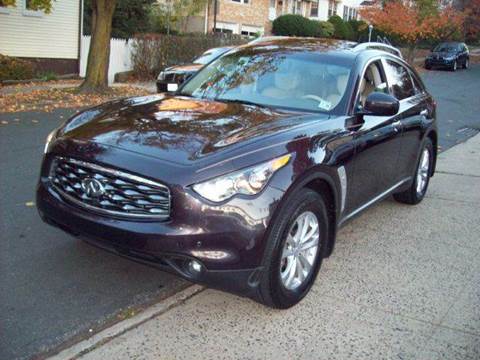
[394,138,434,205]
[425,63,431,70]
[258,189,328,309]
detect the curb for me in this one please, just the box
[47,285,205,360]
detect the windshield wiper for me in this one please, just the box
[214,98,269,108]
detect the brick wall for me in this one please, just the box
[207,0,271,35]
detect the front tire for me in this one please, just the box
[451,60,458,71]
[258,189,328,309]
[463,58,469,69]
[394,138,434,205]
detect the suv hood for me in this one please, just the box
[59,95,317,165]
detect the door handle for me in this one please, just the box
[420,109,428,117]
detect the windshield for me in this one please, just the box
[193,48,227,65]
[434,43,458,52]
[181,49,352,113]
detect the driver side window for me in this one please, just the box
[357,61,388,109]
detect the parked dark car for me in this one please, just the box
[425,42,469,71]
[156,46,232,93]
[38,38,437,308]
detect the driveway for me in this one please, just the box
[1,65,479,360]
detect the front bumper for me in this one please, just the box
[36,156,285,297]
[425,58,455,68]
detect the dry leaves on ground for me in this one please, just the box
[0,85,150,113]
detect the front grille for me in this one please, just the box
[49,157,171,219]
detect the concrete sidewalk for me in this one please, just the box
[56,136,480,360]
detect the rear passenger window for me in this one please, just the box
[384,60,415,100]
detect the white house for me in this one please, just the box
[0,0,83,74]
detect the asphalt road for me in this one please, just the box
[1,65,480,360]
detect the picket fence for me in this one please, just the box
[79,36,134,85]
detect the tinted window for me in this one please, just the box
[434,43,458,52]
[409,70,425,94]
[384,60,415,100]
[181,49,352,113]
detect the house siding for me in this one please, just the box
[0,0,80,60]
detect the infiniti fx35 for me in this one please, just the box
[37,38,437,308]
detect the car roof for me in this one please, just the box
[241,37,402,60]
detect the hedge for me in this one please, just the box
[131,33,247,79]
[328,15,354,41]
[0,54,35,81]
[272,15,334,38]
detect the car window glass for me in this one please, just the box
[384,60,415,100]
[358,60,388,108]
[409,71,424,95]
[181,50,353,113]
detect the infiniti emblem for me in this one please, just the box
[81,178,105,198]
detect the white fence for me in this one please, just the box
[80,36,134,85]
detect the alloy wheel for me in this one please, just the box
[416,148,430,195]
[280,211,320,290]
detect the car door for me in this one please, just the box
[382,58,431,182]
[345,59,403,214]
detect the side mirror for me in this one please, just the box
[362,92,399,116]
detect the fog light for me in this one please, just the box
[188,260,202,273]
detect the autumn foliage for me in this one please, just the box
[360,1,465,61]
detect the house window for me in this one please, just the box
[328,0,337,17]
[231,0,249,4]
[24,0,44,17]
[310,0,319,17]
[0,0,11,14]
[343,6,348,20]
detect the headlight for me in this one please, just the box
[192,154,291,203]
[44,129,56,154]
[158,72,165,80]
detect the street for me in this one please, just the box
[1,65,479,360]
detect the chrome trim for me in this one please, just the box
[339,177,411,225]
[337,166,347,213]
[57,157,169,192]
[49,157,171,220]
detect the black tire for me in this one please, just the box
[257,188,328,309]
[451,60,458,71]
[425,63,431,70]
[463,58,469,69]
[394,138,434,205]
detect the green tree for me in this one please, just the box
[83,0,156,39]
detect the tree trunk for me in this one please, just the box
[79,0,117,93]
[406,42,417,65]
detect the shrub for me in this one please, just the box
[272,14,316,37]
[328,15,354,40]
[131,33,247,80]
[314,21,335,38]
[0,54,35,81]
[347,19,367,41]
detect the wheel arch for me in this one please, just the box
[269,169,340,260]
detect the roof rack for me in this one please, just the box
[353,42,403,58]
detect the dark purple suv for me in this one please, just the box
[37,38,437,308]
